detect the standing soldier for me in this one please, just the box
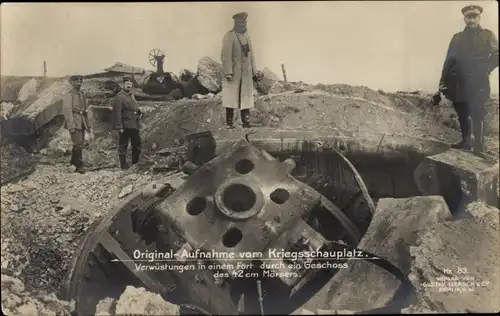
[433,5,498,156]
[112,76,142,170]
[62,75,91,174]
[221,12,258,129]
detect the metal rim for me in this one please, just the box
[214,178,265,220]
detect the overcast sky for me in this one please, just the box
[1,1,498,93]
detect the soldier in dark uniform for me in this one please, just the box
[433,5,499,156]
[62,75,92,174]
[112,75,142,170]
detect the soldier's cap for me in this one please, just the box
[462,5,483,16]
[232,12,248,21]
[123,75,133,83]
[69,75,83,81]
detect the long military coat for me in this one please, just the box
[221,30,257,110]
[62,90,90,131]
[440,26,499,104]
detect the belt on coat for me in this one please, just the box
[73,109,88,115]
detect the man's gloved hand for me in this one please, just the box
[431,92,442,106]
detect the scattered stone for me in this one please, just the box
[192,93,206,100]
[95,297,115,316]
[1,101,16,120]
[196,56,223,93]
[6,184,25,193]
[40,148,48,155]
[114,286,180,315]
[403,202,500,313]
[118,184,134,198]
[10,205,19,212]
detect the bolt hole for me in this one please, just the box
[186,197,207,216]
[223,184,256,212]
[234,159,254,174]
[270,188,290,204]
[222,227,243,248]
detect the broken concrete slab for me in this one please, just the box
[413,148,499,213]
[17,78,39,103]
[2,79,71,136]
[296,196,452,313]
[403,202,499,313]
[196,56,223,93]
[114,286,179,315]
[255,67,284,95]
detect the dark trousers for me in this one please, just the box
[118,128,142,163]
[226,108,250,125]
[453,99,486,152]
[69,129,85,167]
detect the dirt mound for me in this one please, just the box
[403,202,499,313]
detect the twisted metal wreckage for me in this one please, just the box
[63,130,422,316]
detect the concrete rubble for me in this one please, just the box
[196,56,224,93]
[17,78,40,103]
[95,286,180,316]
[403,202,499,313]
[1,101,15,120]
[1,274,75,316]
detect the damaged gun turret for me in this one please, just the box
[64,133,413,315]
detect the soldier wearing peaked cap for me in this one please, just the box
[432,5,498,157]
[221,11,258,129]
[62,74,92,174]
[111,75,143,170]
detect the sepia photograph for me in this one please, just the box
[1,1,499,315]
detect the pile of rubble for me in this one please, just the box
[95,286,180,316]
[1,274,75,316]
[0,165,156,293]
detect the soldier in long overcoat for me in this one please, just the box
[433,5,498,156]
[62,75,92,174]
[112,76,142,170]
[221,12,258,129]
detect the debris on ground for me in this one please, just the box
[1,101,16,120]
[403,202,499,313]
[0,164,155,293]
[95,286,180,316]
[1,274,75,316]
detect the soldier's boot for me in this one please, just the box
[242,110,251,128]
[119,155,129,170]
[451,116,472,150]
[70,148,77,166]
[131,150,140,165]
[226,108,234,129]
[473,120,486,158]
[74,148,85,174]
